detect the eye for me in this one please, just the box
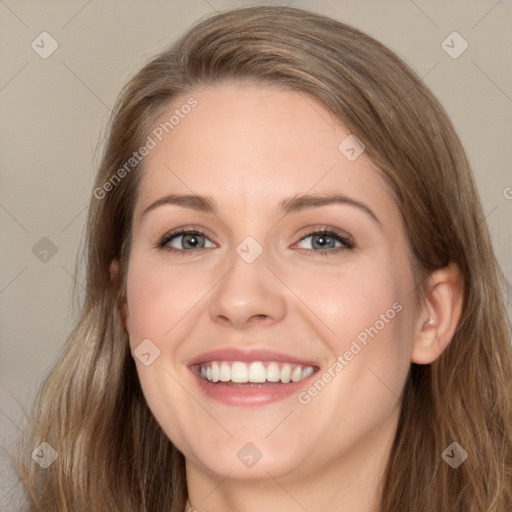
[294,228,354,255]
[157,228,215,254]
[156,226,354,257]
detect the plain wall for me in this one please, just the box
[1,0,511,509]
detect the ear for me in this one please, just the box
[109,259,129,332]
[411,262,464,364]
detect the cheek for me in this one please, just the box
[124,260,197,449]
[288,256,412,403]
[280,255,405,344]
[125,259,205,349]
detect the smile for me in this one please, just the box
[199,361,315,384]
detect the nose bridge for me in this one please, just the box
[208,234,286,328]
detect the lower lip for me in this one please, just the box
[190,368,316,406]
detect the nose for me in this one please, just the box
[208,243,287,329]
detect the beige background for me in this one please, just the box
[1,0,511,508]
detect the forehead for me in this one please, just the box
[133,82,398,225]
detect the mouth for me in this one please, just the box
[188,349,319,406]
[192,360,315,385]
[188,347,320,407]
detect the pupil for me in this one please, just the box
[314,234,333,249]
[184,234,203,249]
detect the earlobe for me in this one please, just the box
[411,262,464,365]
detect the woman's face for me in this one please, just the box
[123,82,421,481]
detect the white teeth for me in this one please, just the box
[231,361,249,383]
[219,361,231,382]
[291,366,303,382]
[266,362,281,382]
[211,361,220,382]
[248,362,267,382]
[198,361,315,384]
[302,366,314,379]
[280,364,292,383]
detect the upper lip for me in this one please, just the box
[188,348,318,367]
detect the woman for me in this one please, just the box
[16,5,512,511]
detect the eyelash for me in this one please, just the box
[156,226,355,257]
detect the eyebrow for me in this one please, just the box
[141,192,382,228]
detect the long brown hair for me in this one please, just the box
[15,5,512,511]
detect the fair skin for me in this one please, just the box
[117,81,462,512]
